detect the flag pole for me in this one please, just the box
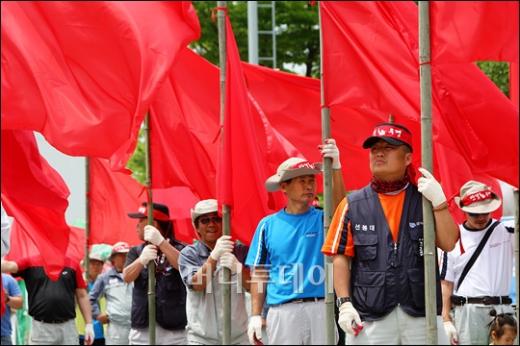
[515,188,519,336]
[418,2,437,344]
[144,112,156,345]
[217,1,232,344]
[85,157,90,275]
[318,3,337,344]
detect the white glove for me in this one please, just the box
[144,225,165,246]
[220,252,242,274]
[417,167,447,207]
[320,138,341,169]
[84,323,95,345]
[248,315,263,345]
[443,320,459,345]
[338,302,362,335]
[139,245,157,266]
[209,235,234,261]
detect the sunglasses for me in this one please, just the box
[199,216,222,225]
[468,212,490,218]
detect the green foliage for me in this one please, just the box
[126,129,146,184]
[476,61,510,97]
[191,1,319,77]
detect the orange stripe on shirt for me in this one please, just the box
[322,190,406,257]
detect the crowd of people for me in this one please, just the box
[1,121,518,345]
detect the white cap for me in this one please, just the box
[265,157,321,192]
[191,199,218,225]
[454,180,502,214]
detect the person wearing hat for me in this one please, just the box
[123,202,188,345]
[90,242,134,345]
[440,180,514,345]
[322,122,458,345]
[78,248,107,345]
[178,199,251,345]
[246,139,346,345]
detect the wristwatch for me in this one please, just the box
[336,296,351,308]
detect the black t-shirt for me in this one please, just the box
[15,256,85,323]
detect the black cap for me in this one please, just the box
[128,202,170,221]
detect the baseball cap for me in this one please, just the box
[362,122,413,152]
[191,199,218,225]
[454,180,502,214]
[265,157,322,192]
[128,202,170,221]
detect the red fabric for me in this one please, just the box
[1,2,200,170]
[431,2,519,63]
[1,130,71,280]
[512,63,519,108]
[217,16,288,243]
[0,282,4,316]
[89,158,148,246]
[89,158,196,245]
[320,1,519,204]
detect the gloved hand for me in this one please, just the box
[247,315,263,345]
[209,235,234,261]
[338,302,362,335]
[220,252,242,274]
[443,320,459,345]
[320,138,341,169]
[418,167,447,208]
[84,323,95,345]
[144,225,165,246]
[138,245,157,266]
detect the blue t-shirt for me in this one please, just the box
[1,274,22,337]
[245,207,325,305]
[87,281,104,340]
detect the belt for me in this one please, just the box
[451,295,512,306]
[274,297,324,307]
[33,317,69,324]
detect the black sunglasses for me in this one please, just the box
[468,212,490,218]
[199,216,222,225]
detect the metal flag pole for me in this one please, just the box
[318,3,337,344]
[144,112,156,345]
[217,1,232,344]
[419,2,438,344]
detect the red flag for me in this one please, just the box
[431,1,519,64]
[218,15,295,243]
[89,158,144,246]
[320,1,519,200]
[89,158,197,245]
[1,130,71,280]
[1,2,200,170]
[6,222,86,273]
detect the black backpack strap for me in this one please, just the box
[456,221,500,291]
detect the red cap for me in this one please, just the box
[363,123,413,151]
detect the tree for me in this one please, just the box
[191,1,319,77]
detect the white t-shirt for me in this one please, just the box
[444,219,514,297]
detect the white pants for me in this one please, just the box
[266,300,337,345]
[129,326,186,345]
[453,304,514,345]
[346,307,449,345]
[29,319,78,345]
[106,322,131,345]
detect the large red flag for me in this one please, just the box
[6,223,86,270]
[1,2,200,170]
[431,1,519,64]
[89,158,196,245]
[217,15,288,243]
[1,130,71,280]
[320,1,519,200]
